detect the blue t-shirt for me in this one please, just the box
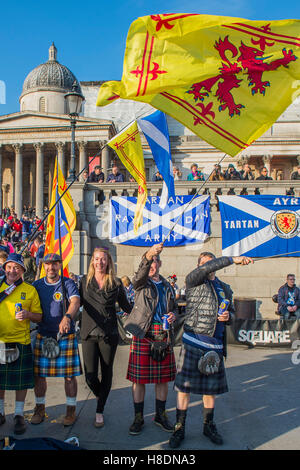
[21,219,32,233]
[287,290,295,306]
[210,278,226,342]
[33,276,80,338]
[152,280,167,323]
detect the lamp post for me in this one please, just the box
[64,81,85,181]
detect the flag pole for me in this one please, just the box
[55,157,68,332]
[253,250,300,260]
[20,110,152,255]
[162,153,228,244]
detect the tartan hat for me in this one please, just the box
[3,253,26,271]
[42,253,62,263]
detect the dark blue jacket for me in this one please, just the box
[278,283,300,314]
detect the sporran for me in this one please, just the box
[0,342,20,364]
[150,341,169,362]
[198,350,221,376]
[41,333,62,359]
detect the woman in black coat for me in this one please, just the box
[79,247,132,427]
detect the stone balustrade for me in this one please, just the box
[70,180,300,228]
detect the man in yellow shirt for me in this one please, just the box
[0,253,42,434]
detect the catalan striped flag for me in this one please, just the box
[40,158,76,277]
[107,121,147,233]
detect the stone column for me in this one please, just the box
[13,144,23,218]
[0,145,3,215]
[29,160,36,207]
[2,184,8,210]
[48,159,54,196]
[78,141,88,177]
[55,141,65,177]
[237,154,249,168]
[34,142,44,219]
[262,154,272,175]
[100,140,109,179]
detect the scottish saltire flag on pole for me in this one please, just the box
[107,121,147,234]
[40,158,76,277]
[97,14,300,157]
[218,195,300,257]
[138,110,175,209]
[110,195,210,246]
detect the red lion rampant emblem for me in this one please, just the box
[188,28,297,119]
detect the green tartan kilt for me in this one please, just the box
[0,343,34,390]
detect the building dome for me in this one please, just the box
[19,44,83,114]
[21,43,81,97]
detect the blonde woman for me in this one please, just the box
[79,247,132,427]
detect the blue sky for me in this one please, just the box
[0,0,299,115]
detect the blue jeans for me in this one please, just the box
[282,307,300,319]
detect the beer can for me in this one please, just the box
[162,315,170,331]
[15,303,22,317]
[217,299,229,316]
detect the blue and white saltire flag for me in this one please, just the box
[110,195,210,246]
[138,110,175,209]
[218,195,300,257]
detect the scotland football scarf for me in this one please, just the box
[0,277,23,304]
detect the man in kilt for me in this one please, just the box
[124,243,177,435]
[169,252,253,448]
[0,253,42,434]
[31,254,81,426]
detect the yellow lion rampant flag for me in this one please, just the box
[40,158,76,278]
[97,14,300,157]
[108,121,147,233]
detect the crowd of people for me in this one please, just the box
[0,239,253,449]
[80,162,300,184]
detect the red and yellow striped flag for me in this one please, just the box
[40,158,76,277]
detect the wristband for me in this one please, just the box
[65,314,72,320]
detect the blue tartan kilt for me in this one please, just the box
[174,343,228,395]
[33,333,82,378]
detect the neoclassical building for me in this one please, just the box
[0,44,300,218]
[0,44,115,218]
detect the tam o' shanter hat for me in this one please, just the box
[42,253,62,263]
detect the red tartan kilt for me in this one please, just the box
[126,323,176,384]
